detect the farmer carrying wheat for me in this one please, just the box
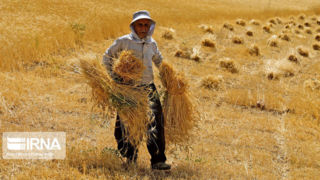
[102,10,171,170]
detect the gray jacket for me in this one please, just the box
[102,20,163,85]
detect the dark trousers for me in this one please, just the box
[114,83,167,165]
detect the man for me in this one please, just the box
[102,10,171,170]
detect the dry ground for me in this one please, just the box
[1,0,320,179]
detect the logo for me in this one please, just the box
[3,132,66,159]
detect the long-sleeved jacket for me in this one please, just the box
[102,20,163,85]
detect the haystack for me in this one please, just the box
[80,51,152,146]
[159,62,197,145]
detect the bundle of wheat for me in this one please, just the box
[248,44,260,56]
[299,14,306,20]
[201,38,215,48]
[313,43,320,50]
[175,49,191,59]
[267,35,279,47]
[198,24,214,33]
[263,25,272,33]
[80,53,151,146]
[276,17,283,24]
[219,57,238,73]
[310,16,317,21]
[223,23,234,31]
[246,30,253,36]
[249,19,260,26]
[298,24,304,30]
[269,19,276,25]
[200,75,222,90]
[288,54,299,63]
[305,28,312,35]
[113,51,145,83]
[162,30,174,40]
[297,46,309,57]
[236,19,246,26]
[159,62,197,145]
[232,36,244,44]
[304,22,311,27]
[279,33,290,41]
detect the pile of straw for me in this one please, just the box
[113,51,145,83]
[80,51,151,146]
[159,62,197,145]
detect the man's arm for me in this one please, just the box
[102,39,122,75]
[151,41,163,68]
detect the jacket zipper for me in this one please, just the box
[142,42,145,60]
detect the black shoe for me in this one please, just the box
[151,162,171,170]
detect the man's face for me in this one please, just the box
[133,19,151,39]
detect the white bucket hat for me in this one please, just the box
[130,10,155,25]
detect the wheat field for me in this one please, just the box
[1,0,320,179]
